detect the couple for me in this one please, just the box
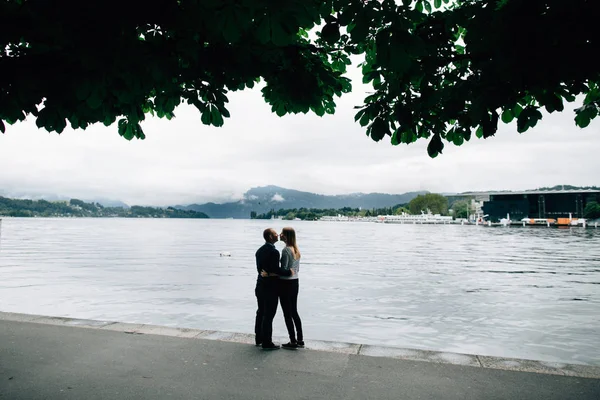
[254,227,303,350]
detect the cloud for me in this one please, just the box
[271,194,285,202]
[0,64,598,206]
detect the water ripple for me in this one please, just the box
[0,217,599,365]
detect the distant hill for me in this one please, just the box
[179,186,427,218]
[458,185,600,195]
[535,185,600,191]
[0,197,208,219]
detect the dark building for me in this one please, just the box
[482,190,600,221]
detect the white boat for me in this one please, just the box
[319,215,378,222]
[377,211,453,224]
[320,215,350,222]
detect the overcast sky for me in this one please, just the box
[1,64,599,206]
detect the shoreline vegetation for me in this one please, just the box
[0,197,209,219]
[253,193,453,220]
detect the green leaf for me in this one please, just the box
[75,80,91,101]
[434,0,442,8]
[136,124,146,140]
[545,94,564,113]
[584,87,600,105]
[369,118,389,141]
[575,106,597,128]
[210,106,224,127]
[275,103,287,117]
[359,112,371,127]
[424,1,432,13]
[390,49,411,74]
[123,124,134,140]
[118,119,134,140]
[255,16,271,45]
[401,129,417,144]
[118,118,127,136]
[452,134,464,146]
[575,112,590,128]
[69,115,79,129]
[354,109,366,122]
[201,109,211,125]
[463,128,472,141]
[375,30,391,65]
[349,13,369,42]
[362,70,379,84]
[416,1,424,13]
[483,111,499,138]
[221,11,243,43]
[475,126,483,138]
[391,129,400,145]
[271,19,292,46]
[449,128,464,146]
[427,133,444,158]
[86,91,103,109]
[516,107,542,133]
[512,103,523,118]
[517,112,529,133]
[313,106,325,117]
[0,120,5,133]
[501,109,514,123]
[321,23,341,45]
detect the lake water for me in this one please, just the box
[0,218,599,365]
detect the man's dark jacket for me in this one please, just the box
[255,243,292,288]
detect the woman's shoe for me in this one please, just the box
[282,342,298,350]
[296,341,305,348]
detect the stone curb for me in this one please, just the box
[1,311,598,379]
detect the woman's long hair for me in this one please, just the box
[282,227,301,260]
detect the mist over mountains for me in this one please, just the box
[178,185,427,219]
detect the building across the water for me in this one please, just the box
[480,190,600,222]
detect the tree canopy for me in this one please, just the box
[1,0,598,157]
[450,200,469,219]
[408,193,448,215]
[584,201,600,220]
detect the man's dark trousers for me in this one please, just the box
[254,285,264,344]
[260,278,279,346]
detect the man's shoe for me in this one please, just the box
[296,341,305,348]
[262,343,280,350]
[282,342,298,350]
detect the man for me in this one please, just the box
[255,228,292,350]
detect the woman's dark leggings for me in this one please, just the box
[279,279,303,343]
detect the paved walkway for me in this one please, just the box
[0,314,598,399]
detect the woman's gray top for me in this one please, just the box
[279,246,299,280]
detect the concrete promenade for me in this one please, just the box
[0,312,598,399]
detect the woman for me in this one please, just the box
[263,227,304,349]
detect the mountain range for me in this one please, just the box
[178,185,427,219]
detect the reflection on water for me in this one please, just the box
[0,218,599,365]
